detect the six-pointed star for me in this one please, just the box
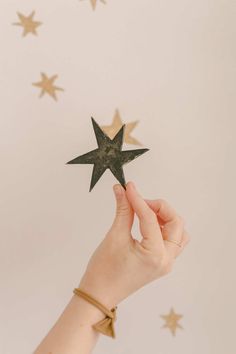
[101,109,142,146]
[13,11,42,37]
[32,73,64,101]
[160,307,183,336]
[66,118,149,192]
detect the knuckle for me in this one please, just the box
[156,198,168,210]
[116,204,130,216]
[146,252,164,269]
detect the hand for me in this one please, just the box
[78,181,190,309]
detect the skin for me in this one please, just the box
[34,181,190,354]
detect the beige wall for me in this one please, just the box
[0,0,235,353]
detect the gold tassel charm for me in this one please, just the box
[92,306,117,338]
[73,288,117,338]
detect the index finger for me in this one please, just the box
[125,182,165,249]
[145,199,185,258]
[144,199,182,224]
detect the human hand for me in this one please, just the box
[78,181,190,309]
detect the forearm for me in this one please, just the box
[34,294,106,354]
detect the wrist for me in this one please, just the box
[78,274,119,310]
[71,293,106,324]
[72,284,118,339]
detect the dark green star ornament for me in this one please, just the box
[66,117,149,192]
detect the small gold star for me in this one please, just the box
[82,0,106,10]
[13,11,42,37]
[32,73,64,101]
[101,109,142,146]
[160,307,183,336]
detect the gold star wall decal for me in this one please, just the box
[13,11,42,37]
[101,109,142,146]
[80,0,106,11]
[32,73,64,101]
[160,307,183,336]
[90,0,106,10]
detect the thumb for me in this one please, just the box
[111,184,134,232]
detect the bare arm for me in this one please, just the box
[34,294,106,354]
[34,181,190,354]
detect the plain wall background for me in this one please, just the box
[0,0,235,353]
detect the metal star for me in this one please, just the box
[160,307,183,336]
[66,117,149,192]
[13,11,42,37]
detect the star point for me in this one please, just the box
[13,11,42,37]
[67,117,149,192]
[80,0,106,11]
[90,0,106,10]
[101,109,142,146]
[160,307,183,336]
[32,73,64,101]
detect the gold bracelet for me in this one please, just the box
[73,288,117,339]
